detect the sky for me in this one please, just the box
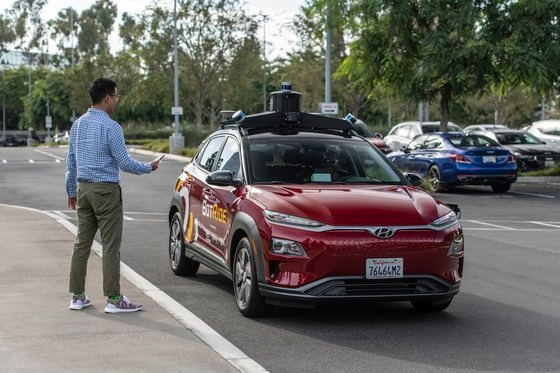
[2,0,307,59]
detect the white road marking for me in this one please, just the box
[464,220,516,230]
[34,148,66,161]
[35,207,268,373]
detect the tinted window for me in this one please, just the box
[216,137,241,177]
[424,135,443,149]
[352,121,375,137]
[449,134,500,147]
[197,136,225,172]
[249,137,402,184]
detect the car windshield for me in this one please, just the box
[496,132,542,145]
[248,137,403,184]
[352,121,376,137]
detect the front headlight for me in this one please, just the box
[264,210,324,227]
[431,210,458,228]
[270,238,306,256]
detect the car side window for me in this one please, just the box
[216,137,241,178]
[395,125,410,138]
[424,135,443,149]
[408,125,421,138]
[197,136,226,172]
[407,136,425,150]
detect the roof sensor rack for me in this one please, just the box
[220,82,353,134]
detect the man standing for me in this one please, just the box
[65,78,162,313]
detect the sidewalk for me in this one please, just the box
[0,204,266,373]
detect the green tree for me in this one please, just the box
[177,0,259,128]
[338,0,560,131]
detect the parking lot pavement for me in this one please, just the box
[0,204,266,373]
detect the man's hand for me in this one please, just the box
[68,196,77,210]
[150,155,163,171]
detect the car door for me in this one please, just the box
[401,134,438,175]
[187,135,227,262]
[390,135,427,172]
[203,136,243,262]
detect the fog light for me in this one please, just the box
[270,238,306,256]
[448,233,464,256]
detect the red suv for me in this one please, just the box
[168,84,464,317]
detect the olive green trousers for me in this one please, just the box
[69,182,123,297]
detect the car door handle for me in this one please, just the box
[203,188,218,203]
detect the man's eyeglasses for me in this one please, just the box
[110,94,120,100]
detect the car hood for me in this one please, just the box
[249,184,447,226]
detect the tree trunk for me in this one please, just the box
[439,84,451,131]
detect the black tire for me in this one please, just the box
[411,298,453,312]
[233,237,269,317]
[491,183,511,193]
[169,211,200,276]
[427,165,445,193]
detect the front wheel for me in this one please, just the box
[411,298,453,312]
[427,165,446,193]
[169,211,200,276]
[233,237,269,317]
[491,183,511,193]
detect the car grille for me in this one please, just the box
[305,276,452,297]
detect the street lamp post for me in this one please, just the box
[169,0,184,154]
[70,9,76,123]
[261,15,269,112]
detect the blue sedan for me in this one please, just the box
[387,132,518,193]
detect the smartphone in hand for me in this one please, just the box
[156,154,165,161]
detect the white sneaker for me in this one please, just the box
[104,294,143,314]
[69,294,91,310]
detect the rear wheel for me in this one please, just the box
[427,165,445,193]
[169,212,200,276]
[491,183,511,193]
[233,237,269,317]
[411,298,453,312]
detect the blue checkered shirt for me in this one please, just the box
[65,108,152,197]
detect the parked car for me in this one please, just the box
[349,119,392,154]
[168,84,464,317]
[387,132,517,193]
[525,120,560,151]
[384,121,464,152]
[53,131,70,144]
[463,123,509,132]
[0,135,19,147]
[469,129,560,171]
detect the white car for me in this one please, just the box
[463,123,509,132]
[53,131,70,144]
[384,121,464,152]
[525,120,560,151]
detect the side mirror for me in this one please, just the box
[445,203,461,219]
[403,172,424,187]
[206,170,243,187]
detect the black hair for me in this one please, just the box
[89,78,117,105]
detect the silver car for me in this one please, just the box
[384,121,464,152]
[526,120,560,152]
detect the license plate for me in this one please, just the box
[366,258,403,279]
[545,158,554,167]
[483,155,496,163]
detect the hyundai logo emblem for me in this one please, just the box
[372,227,394,239]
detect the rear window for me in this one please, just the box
[448,134,500,147]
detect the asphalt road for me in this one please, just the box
[1,146,560,373]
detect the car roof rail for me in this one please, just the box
[219,82,353,135]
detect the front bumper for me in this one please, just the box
[259,275,460,307]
